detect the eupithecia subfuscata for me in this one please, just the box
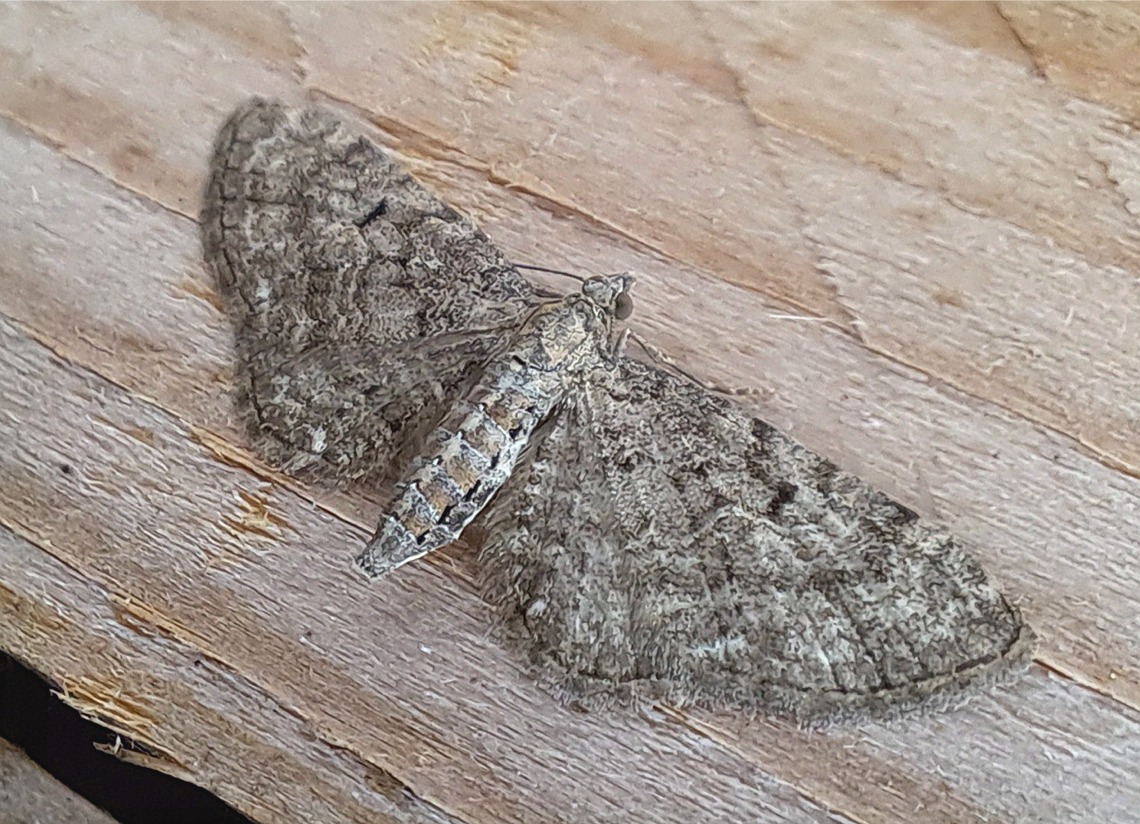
[201,98,1034,726]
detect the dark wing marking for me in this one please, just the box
[480,357,1034,726]
[201,98,538,480]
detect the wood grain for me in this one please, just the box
[0,321,841,823]
[1,2,1137,822]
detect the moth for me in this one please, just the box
[201,98,1034,726]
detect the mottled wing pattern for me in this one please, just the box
[201,99,538,481]
[480,358,1034,726]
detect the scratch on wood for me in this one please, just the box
[219,488,292,544]
[91,414,158,447]
[111,595,216,658]
[0,579,69,634]
[175,276,226,313]
[192,426,294,485]
[993,2,1049,80]
[932,286,967,308]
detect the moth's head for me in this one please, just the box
[581,273,635,321]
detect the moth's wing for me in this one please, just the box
[201,98,538,481]
[480,357,1035,726]
[225,335,504,482]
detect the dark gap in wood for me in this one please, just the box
[0,651,251,824]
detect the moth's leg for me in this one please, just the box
[604,327,632,365]
[628,332,761,398]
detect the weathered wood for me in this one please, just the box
[0,321,842,823]
[0,738,118,824]
[3,1,1137,471]
[2,83,1137,705]
[0,527,461,824]
[1,2,1138,822]
[1,119,1137,823]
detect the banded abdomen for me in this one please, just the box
[355,359,561,577]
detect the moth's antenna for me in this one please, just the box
[515,263,587,284]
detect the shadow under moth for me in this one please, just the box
[201,98,1034,727]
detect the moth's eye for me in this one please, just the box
[614,292,634,320]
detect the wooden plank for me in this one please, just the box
[290,0,1140,474]
[0,528,461,824]
[1,95,1137,710]
[0,1,299,214]
[974,3,1140,118]
[4,2,1136,472]
[0,738,118,824]
[681,670,1140,824]
[0,320,843,823]
[1,2,1139,821]
[1,114,1139,820]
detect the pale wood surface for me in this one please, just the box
[0,3,1138,822]
[0,738,118,824]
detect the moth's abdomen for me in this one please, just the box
[354,365,556,577]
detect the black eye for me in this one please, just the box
[614,292,634,320]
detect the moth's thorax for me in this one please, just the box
[512,299,604,373]
[509,273,634,373]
